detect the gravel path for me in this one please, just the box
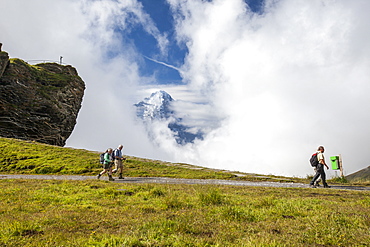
[0,174,369,191]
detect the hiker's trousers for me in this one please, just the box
[310,164,326,186]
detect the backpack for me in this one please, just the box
[309,153,319,167]
[99,153,106,164]
[112,149,117,159]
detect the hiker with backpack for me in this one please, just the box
[112,144,126,179]
[309,146,330,188]
[97,148,115,181]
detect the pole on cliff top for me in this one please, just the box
[60,56,63,65]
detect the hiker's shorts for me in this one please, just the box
[114,159,123,169]
[103,162,113,170]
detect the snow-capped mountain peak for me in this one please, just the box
[135,90,174,120]
[134,90,203,145]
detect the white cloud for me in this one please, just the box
[162,0,370,177]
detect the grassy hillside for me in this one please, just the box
[0,137,235,179]
[346,166,370,183]
[0,137,312,183]
[0,179,369,246]
[2,137,369,185]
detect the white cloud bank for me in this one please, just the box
[165,0,370,177]
[1,0,370,177]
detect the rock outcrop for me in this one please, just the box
[0,50,85,146]
[0,46,8,78]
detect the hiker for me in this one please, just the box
[310,146,330,188]
[97,148,115,181]
[112,144,126,179]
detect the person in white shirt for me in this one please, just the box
[310,146,330,188]
[112,145,126,179]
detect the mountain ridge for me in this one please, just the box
[346,166,370,183]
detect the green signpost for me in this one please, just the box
[330,156,340,170]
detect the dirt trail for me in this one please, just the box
[0,174,369,191]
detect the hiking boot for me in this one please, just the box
[97,174,101,180]
[310,185,317,188]
[314,181,321,187]
[108,175,115,181]
[118,174,124,179]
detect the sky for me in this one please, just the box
[1,0,370,177]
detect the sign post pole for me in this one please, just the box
[338,154,344,177]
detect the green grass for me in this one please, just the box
[0,179,369,246]
[9,58,72,88]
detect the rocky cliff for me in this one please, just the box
[0,50,85,146]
